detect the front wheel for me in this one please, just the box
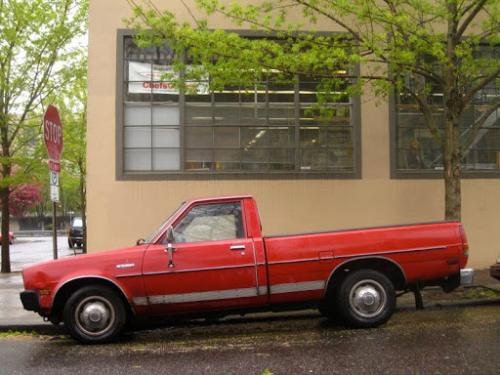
[336,270,395,328]
[63,285,126,344]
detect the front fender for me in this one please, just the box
[46,272,138,315]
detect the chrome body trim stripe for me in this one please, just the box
[267,246,449,266]
[133,281,325,306]
[270,280,325,294]
[133,297,149,306]
[148,287,258,305]
[334,245,448,259]
[268,258,320,266]
[142,263,256,276]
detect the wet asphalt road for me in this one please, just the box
[8,236,74,272]
[1,304,499,375]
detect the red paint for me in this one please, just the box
[21,195,469,320]
[43,105,63,170]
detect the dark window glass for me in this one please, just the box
[121,36,357,175]
[123,38,180,171]
[394,45,500,173]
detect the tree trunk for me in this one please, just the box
[442,1,461,222]
[1,186,11,273]
[79,169,87,254]
[443,118,462,221]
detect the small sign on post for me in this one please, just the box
[50,171,59,202]
[43,105,63,260]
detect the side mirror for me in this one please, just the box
[166,226,174,244]
[136,238,145,246]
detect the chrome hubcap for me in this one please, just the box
[349,279,387,318]
[75,296,115,337]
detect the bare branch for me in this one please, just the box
[461,99,500,152]
[178,0,202,28]
[403,73,442,144]
[457,0,487,39]
[462,66,500,108]
[292,0,363,43]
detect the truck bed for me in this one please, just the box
[263,221,464,304]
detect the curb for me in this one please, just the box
[1,298,498,335]
[398,297,500,311]
[0,324,64,335]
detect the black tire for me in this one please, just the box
[336,269,395,328]
[68,239,74,248]
[318,282,343,322]
[63,285,126,344]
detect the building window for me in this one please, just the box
[123,37,181,171]
[392,45,500,177]
[118,34,360,178]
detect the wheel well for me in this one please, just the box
[326,258,406,294]
[51,278,133,323]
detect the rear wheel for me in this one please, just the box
[63,285,126,344]
[336,270,395,328]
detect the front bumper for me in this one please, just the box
[20,290,40,312]
[460,268,474,286]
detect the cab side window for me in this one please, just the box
[173,202,244,243]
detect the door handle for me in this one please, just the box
[164,244,176,267]
[230,245,246,250]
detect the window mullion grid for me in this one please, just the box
[122,54,127,174]
[150,58,154,171]
[122,35,361,177]
[179,51,186,172]
[211,82,215,171]
[294,75,300,171]
[238,87,242,170]
[265,73,270,171]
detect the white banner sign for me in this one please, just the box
[128,61,208,95]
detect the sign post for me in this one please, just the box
[43,105,63,260]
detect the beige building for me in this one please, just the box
[87,0,500,268]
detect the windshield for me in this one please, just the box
[144,202,186,243]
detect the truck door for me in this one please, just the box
[141,200,264,315]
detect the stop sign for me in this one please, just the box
[43,105,63,169]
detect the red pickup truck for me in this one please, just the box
[21,195,473,343]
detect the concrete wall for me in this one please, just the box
[87,0,500,267]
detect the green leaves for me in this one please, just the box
[124,0,499,223]
[0,0,87,209]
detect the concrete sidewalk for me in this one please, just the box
[1,265,499,330]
